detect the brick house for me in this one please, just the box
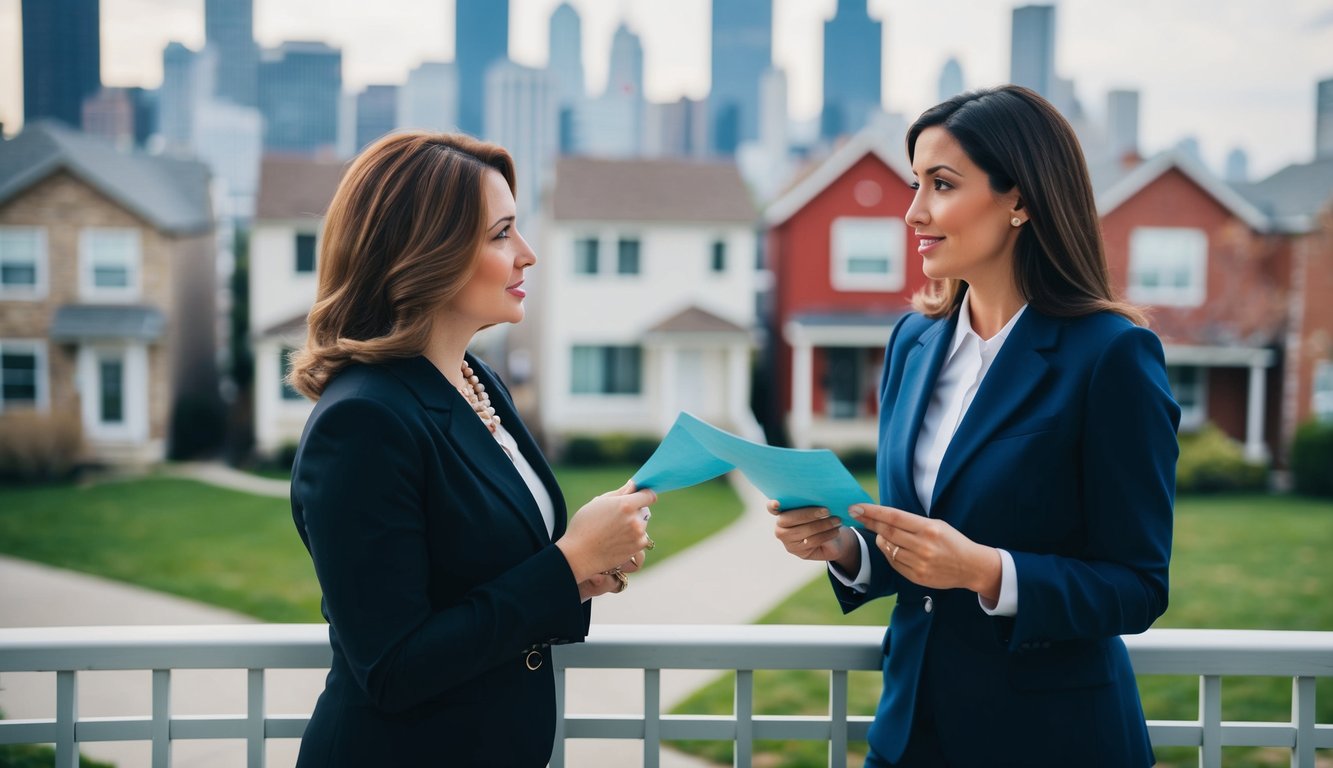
[0,121,217,464]
[763,131,918,449]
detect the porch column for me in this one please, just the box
[658,344,678,435]
[790,330,813,450]
[1245,362,1269,462]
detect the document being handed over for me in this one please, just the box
[630,412,872,525]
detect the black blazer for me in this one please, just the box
[291,354,589,767]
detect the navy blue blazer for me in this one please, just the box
[834,308,1180,767]
[291,354,589,767]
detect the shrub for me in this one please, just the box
[1290,419,1333,498]
[0,409,83,483]
[561,434,660,466]
[1175,424,1268,494]
[837,447,879,472]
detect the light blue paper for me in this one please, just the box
[631,412,873,525]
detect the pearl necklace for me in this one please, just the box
[458,361,502,434]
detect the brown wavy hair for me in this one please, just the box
[906,85,1146,326]
[287,132,516,399]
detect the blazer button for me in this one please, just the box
[525,649,543,671]
[922,595,934,614]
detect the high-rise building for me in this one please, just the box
[398,61,458,132]
[81,87,154,149]
[820,0,881,141]
[549,2,585,154]
[355,85,400,152]
[709,0,772,155]
[483,61,555,221]
[1225,147,1249,183]
[938,57,964,103]
[21,0,101,127]
[596,23,645,156]
[205,0,258,107]
[456,0,510,138]
[159,42,202,151]
[1317,78,1333,160]
[1010,5,1055,99]
[258,42,342,155]
[1106,89,1139,161]
[644,97,708,159]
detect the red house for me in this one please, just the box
[763,131,918,449]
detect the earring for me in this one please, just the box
[1011,217,1023,227]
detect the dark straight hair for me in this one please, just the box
[906,85,1146,326]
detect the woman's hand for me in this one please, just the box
[576,548,647,601]
[557,481,656,584]
[850,504,1001,600]
[769,500,860,574]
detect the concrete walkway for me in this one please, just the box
[1,463,829,767]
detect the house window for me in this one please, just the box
[825,348,865,419]
[0,341,46,411]
[0,227,46,297]
[280,347,304,401]
[1167,365,1207,431]
[99,357,125,424]
[294,233,317,274]
[1128,227,1207,307]
[81,228,141,299]
[617,238,641,275]
[571,345,642,395]
[711,240,727,273]
[830,217,905,292]
[1314,360,1333,423]
[574,237,599,275]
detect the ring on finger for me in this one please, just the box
[611,568,629,593]
[890,545,901,563]
[644,535,656,551]
[629,554,637,566]
[802,537,808,545]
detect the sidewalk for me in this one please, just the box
[1,463,828,767]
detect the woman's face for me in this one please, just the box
[904,126,1025,289]
[444,168,536,331]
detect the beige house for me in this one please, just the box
[0,121,217,464]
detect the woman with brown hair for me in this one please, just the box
[771,85,1180,766]
[288,131,656,767]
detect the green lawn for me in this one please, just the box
[670,493,1333,768]
[0,466,742,623]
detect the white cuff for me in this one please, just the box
[978,548,1017,616]
[829,531,872,594]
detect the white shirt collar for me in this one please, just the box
[949,294,1029,358]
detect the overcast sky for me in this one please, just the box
[1,0,1329,179]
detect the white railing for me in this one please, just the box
[1,625,1330,767]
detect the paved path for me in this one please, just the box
[1,463,828,767]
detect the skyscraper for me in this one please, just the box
[355,85,400,152]
[1317,78,1333,160]
[548,2,585,154]
[820,0,881,141]
[21,0,101,126]
[1224,147,1249,183]
[938,57,965,103]
[1106,89,1140,161]
[205,0,259,107]
[159,42,202,151]
[456,0,510,138]
[258,42,342,155]
[1010,5,1055,99]
[484,61,555,220]
[709,0,772,155]
[398,61,458,132]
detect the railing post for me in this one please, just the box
[1291,676,1315,768]
[829,670,848,768]
[643,668,661,768]
[247,668,266,768]
[152,669,171,768]
[1199,675,1221,768]
[735,670,753,768]
[550,664,566,768]
[54,669,77,768]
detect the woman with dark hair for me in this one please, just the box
[771,85,1180,766]
[288,131,656,767]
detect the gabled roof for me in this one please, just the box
[645,305,748,334]
[1096,147,1271,232]
[551,157,758,224]
[764,127,914,227]
[1236,157,1333,234]
[0,120,212,235]
[256,156,348,221]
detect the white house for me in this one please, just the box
[533,156,762,445]
[249,157,345,457]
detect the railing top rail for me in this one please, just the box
[0,624,1330,676]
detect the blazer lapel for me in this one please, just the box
[386,356,551,547]
[466,354,569,541]
[884,315,954,516]
[929,309,1059,513]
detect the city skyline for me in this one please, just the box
[0,0,1330,178]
